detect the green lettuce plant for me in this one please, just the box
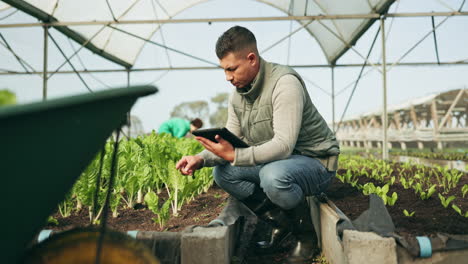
[145,190,171,229]
[438,194,455,208]
[403,209,415,217]
[462,184,468,198]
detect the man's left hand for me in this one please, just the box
[195,135,235,162]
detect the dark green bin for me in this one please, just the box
[0,85,158,263]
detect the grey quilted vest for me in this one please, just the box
[231,58,340,160]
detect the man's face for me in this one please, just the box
[219,51,259,89]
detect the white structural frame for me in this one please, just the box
[1,6,468,159]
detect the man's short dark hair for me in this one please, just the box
[190,118,203,129]
[215,26,258,59]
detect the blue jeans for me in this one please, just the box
[213,155,335,210]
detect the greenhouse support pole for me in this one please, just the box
[42,26,48,100]
[380,16,389,160]
[331,66,336,132]
[127,69,131,138]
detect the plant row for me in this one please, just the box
[336,155,468,217]
[342,147,468,161]
[54,132,213,228]
[390,150,468,162]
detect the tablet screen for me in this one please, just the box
[192,127,249,148]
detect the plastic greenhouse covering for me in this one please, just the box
[2,0,394,67]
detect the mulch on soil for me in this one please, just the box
[327,168,468,236]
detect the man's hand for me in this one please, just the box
[195,135,235,162]
[176,155,204,175]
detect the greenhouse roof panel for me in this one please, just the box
[1,0,395,67]
[0,2,10,11]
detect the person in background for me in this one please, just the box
[175,26,339,263]
[158,118,203,138]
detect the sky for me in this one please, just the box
[1,0,467,133]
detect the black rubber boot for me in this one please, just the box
[255,205,293,252]
[285,199,320,263]
[240,187,292,253]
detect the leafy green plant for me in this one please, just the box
[58,193,74,218]
[413,182,423,194]
[400,177,412,189]
[419,184,437,200]
[47,216,59,226]
[110,190,121,218]
[361,183,397,206]
[439,168,463,194]
[438,194,455,208]
[461,184,468,198]
[145,190,171,228]
[403,209,415,217]
[452,204,462,216]
[389,176,396,185]
[387,192,398,206]
[71,148,109,223]
[362,182,377,196]
[54,131,214,228]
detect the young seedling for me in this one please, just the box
[438,193,455,208]
[387,192,398,206]
[145,190,171,228]
[452,204,463,216]
[462,184,468,198]
[413,182,423,194]
[47,216,59,226]
[336,172,346,183]
[400,177,410,189]
[420,184,437,200]
[403,209,415,217]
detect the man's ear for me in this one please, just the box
[246,52,257,66]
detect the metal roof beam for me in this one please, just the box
[2,0,132,68]
[2,60,468,75]
[1,12,468,28]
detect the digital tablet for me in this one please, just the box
[192,127,249,148]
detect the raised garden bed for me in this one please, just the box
[41,184,327,264]
[320,155,468,264]
[328,173,468,236]
[45,184,229,233]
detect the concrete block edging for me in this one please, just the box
[35,198,245,264]
[319,201,468,264]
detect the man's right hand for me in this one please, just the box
[176,155,204,175]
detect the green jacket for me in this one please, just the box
[158,118,190,138]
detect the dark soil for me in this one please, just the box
[45,185,324,263]
[327,168,468,237]
[46,185,229,232]
[43,160,468,263]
